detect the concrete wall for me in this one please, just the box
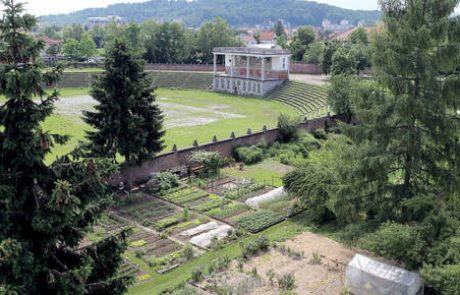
[112,116,337,185]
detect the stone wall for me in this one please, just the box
[113,116,337,185]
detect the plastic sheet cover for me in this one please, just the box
[346,254,423,295]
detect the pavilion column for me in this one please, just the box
[261,57,265,81]
[213,54,217,75]
[246,56,250,79]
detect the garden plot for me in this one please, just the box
[128,229,183,258]
[245,187,286,209]
[233,210,285,233]
[176,221,235,249]
[115,195,180,230]
[198,232,357,295]
[223,182,276,203]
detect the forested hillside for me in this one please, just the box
[40,0,381,27]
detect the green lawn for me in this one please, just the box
[3,88,297,161]
[127,211,312,295]
[222,158,293,187]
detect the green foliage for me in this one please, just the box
[236,210,284,233]
[183,244,194,261]
[0,1,132,293]
[155,172,180,193]
[330,44,357,76]
[290,26,315,61]
[360,222,427,269]
[234,145,265,165]
[190,151,224,176]
[349,27,368,45]
[277,113,301,143]
[327,75,357,123]
[303,42,324,65]
[320,40,340,75]
[84,38,165,166]
[240,235,270,258]
[278,274,296,291]
[41,0,381,28]
[421,264,460,295]
[190,267,204,283]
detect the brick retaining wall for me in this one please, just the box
[113,116,337,185]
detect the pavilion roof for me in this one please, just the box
[213,47,290,56]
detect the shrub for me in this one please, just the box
[191,267,204,282]
[234,145,265,165]
[157,172,180,193]
[421,264,460,295]
[241,235,270,258]
[277,113,301,143]
[360,222,427,269]
[183,244,194,261]
[251,267,258,277]
[190,151,224,175]
[311,129,328,140]
[278,274,296,291]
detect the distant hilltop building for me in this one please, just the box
[322,18,357,32]
[88,15,125,28]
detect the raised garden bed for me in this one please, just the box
[234,210,285,233]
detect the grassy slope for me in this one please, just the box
[128,211,312,295]
[24,88,296,161]
[158,89,296,150]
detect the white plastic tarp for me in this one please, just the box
[245,187,285,208]
[189,225,233,248]
[346,254,424,295]
[180,221,219,237]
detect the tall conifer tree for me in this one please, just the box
[84,39,164,166]
[0,1,132,293]
[335,0,460,223]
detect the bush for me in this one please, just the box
[360,222,427,269]
[277,113,301,143]
[421,264,460,295]
[278,273,296,291]
[240,235,270,258]
[234,145,265,165]
[157,172,180,193]
[183,244,194,261]
[191,267,204,282]
[190,151,224,176]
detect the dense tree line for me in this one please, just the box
[40,0,380,28]
[0,1,164,293]
[284,0,460,293]
[43,18,242,64]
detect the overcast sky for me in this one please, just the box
[23,0,380,16]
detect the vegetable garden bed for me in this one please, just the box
[234,210,285,233]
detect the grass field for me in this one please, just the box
[1,88,298,161]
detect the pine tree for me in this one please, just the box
[0,1,132,293]
[84,38,165,166]
[334,0,460,223]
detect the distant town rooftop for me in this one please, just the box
[213,47,291,56]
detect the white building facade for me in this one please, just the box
[213,47,291,97]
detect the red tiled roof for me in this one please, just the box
[40,36,62,44]
[259,31,276,42]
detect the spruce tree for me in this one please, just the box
[84,38,165,166]
[335,0,460,223]
[0,1,132,293]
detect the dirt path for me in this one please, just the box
[290,74,330,86]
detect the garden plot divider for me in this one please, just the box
[113,115,345,185]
